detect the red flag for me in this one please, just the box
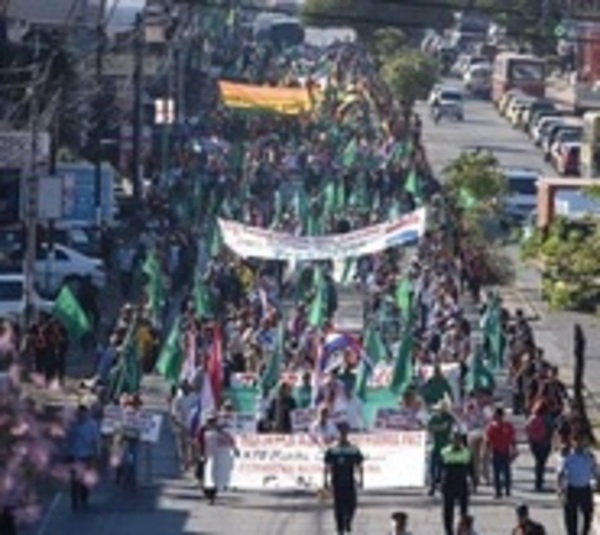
[205,324,223,409]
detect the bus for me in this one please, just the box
[492,52,546,104]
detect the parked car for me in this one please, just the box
[518,99,556,131]
[542,121,582,160]
[7,244,106,296]
[498,89,524,116]
[551,142,581,176]
[546,125,583,162]
[528,109,565,138]
[508,97,535,127]
[502,167,541,223]
[534,116,568,147]
[0,273,54,322]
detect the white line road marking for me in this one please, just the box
[36,492,62,535]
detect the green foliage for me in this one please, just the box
[371,28,407,65]
[523,216,600,311]
[380,50,438,108]
[302,0,454,41]
[471,0,561,54]
[443,150,507,209]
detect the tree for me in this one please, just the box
[443,150,506,209]
[302,0,454,42]
[371,27,407,66]
[472,0,561,54]
[379,50,438,110]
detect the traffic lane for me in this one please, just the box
[417,95,556,178]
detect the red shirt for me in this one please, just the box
[486,420,516,455]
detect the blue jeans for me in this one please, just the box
[492,452,511,497]
[430,449,443,490]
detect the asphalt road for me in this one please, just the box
[416,88,555,178]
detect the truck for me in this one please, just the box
[549,21,600,114]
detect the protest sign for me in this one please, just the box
[373,408,427,432]
[229,432,426,490]
[291,408,316,432]
[219,208,426,261]
[220,412,257,434]
[100,407,163,444]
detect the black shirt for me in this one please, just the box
[324,443,364,491]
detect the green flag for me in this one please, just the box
[404,168,422,202]
[342,138,358,168]
[156,318,183,384]
[465,346,496,393]
[258,322,284,391]
[389,318,414,395]
[194,275,214,318]
[142,250,165,316]
[308,267,327,327]
[364,323,387,364]
[108,324,142,398]
[53,285,91,341]
[354,358,371,401]
[394,277,413,317]
[483,293,504,369]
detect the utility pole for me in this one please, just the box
[24,32,41,329]
[94,0,107,227]
[131,12,144,205]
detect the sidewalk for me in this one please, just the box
[503,245,600,415]
[35,375,184,535]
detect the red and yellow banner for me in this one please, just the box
[218,81,313,115]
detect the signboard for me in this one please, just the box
[291,408,316,433]
[155,98,175,125]
[100,407,163,444]
[220,412,256,434]
[229,432,426,490]
[56,163,114,224]
[37,176,63,220]
[373,408,427,432]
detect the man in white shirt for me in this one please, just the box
[331,382,364,432]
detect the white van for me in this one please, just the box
[502,167,541,222]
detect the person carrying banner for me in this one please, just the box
[324,421,364,535]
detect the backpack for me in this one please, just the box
[526,415,549,444]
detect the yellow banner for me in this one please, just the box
[218,81,313,115]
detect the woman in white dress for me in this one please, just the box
[197,413,236,504]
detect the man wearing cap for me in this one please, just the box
[324,421,364,535]
[390,511,412,535]
[512,504,546,535]
[440,431,475,535]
